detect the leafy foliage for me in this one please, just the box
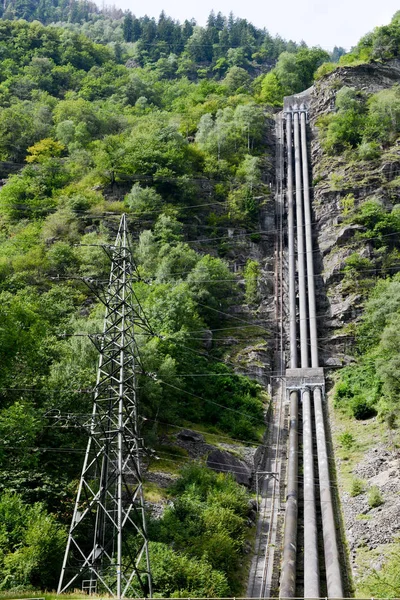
[335,275,400,421]
[367,485,383,508]
[0,492,66,589]
[360,539,400,597]
[339,11,400,64]
[148,464,251,595]
[257,47,329,105]
[0,15,276,592]
[318,85,400,156]
[350,478,365,497]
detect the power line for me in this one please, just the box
[2,162,400,219]
[153,377,264,422]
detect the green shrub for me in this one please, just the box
[356,140,380,160]
[351,396,377,420]
[150,464,250,594]
[339,431,355,450]
[342,253,375,294]
[314,62,337,79]
[368,485,383,508]
[340,193,355,216]
[364,87,400,144]
[0,492,67,589]
[259,71,284,106]
[350,477,366,497]
[148,542,229,597]
[318,87,367,155]
[244,259,260,303]
[360,538,400,597]
[125,183,163,216]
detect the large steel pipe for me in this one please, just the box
[286,112,297,369]
[280,389,299,598]
[314,387,343,598]
[293,111,308,368]
[302,388,320,598]
[300,110,318,368]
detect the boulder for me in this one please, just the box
[207,449,252,487]
[176,429,204,443]
[199,329,213,350]
[336,224,366,246]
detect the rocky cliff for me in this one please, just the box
[309,60,400,366]
[308,60,400,591]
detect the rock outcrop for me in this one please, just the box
[207,448,252,486]
[308,60,400,366]
[307,59,400,585]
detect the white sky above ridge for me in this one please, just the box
[98,0,399,51]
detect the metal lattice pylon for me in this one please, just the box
[58,214,152,598]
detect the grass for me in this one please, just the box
[147,443,189,474]
[143,480,168,502]
[354,542,397,598]
[0,595,92,600]
[332,395,388,494]
[180,419,247,446]
[331,392,396,596]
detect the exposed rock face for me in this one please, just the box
[311,60,400,123]
[174,429,257,486]
[340,444,400,578]
[308,60,400,366]
[207,448,252,486]
[307,59,400,585]
[177,429,205,443]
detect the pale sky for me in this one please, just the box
[100,0,398,50]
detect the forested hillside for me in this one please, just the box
[0,0,112,23]
[0,13,302,594]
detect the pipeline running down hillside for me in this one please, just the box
[279,99,343,599]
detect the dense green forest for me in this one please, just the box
[0,0,113,23]
[0,12,279,594]
[0,3,399,594]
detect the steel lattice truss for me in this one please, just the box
[58,215,152,598]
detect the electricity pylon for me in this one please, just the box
[58,214,152,599]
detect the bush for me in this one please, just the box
[364,86,400,144]
[259,71,284,106]
[356,140,381,160]
[342,253,374,293]
[351,395,377,420]
[0,493,67,589]
[350,477,365,497]
[125,183,163,216]
[41,207,80,242]
[150,464,250,595]
[368,485,383,508]
[318,87,367,155]
[360,538,400,597]
[244,259,260,303]
[314,62,337,79]
[148,542,229,597]
[339,431,355,450]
